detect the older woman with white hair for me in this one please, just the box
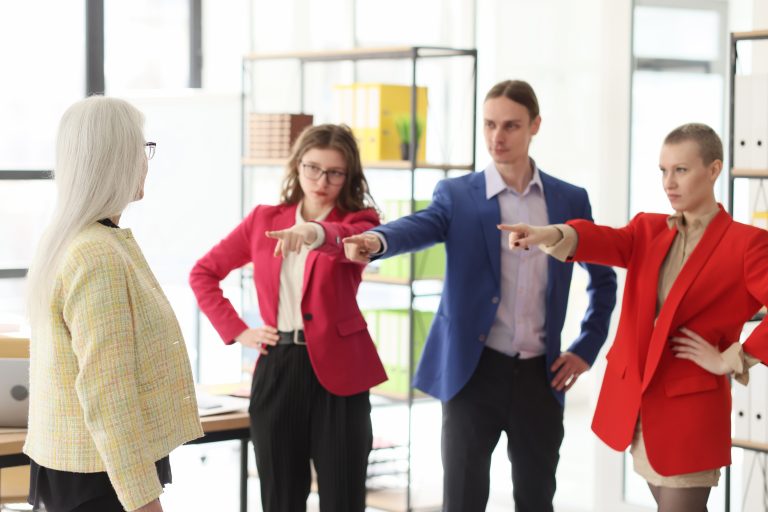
[23,96,203,512]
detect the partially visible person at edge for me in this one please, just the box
[24,96,203,512]
[189,124,386,512]
[344,80,617,512]
[501,123,768,512]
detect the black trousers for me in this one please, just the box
[442,348,564,512]
[249,344,372,512]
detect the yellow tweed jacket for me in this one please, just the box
[24,223,203,511]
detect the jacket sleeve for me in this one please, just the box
[372,179,453,258]
[63,248,161,511]
[567,213,642,269]
[312,208,381,263]
[189,208,258,344]
[566,192,618,366]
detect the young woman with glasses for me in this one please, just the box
[190,124,386,512]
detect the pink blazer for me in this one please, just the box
[190,203,387,396]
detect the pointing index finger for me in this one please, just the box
[497,224,524,232]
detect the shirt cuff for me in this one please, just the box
[724,344,761,386]
[540,224,578,262]
[306,222,326,250]
[371,231,388,256]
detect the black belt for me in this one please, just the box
[276,330,306,345]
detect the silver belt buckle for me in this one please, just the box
[293,330,306,345]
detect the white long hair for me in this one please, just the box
[26,96,147,325]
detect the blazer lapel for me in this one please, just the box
[641,208,732,390]
[472,172,501,283]
[541,172,566,311]
[635,226,677,379]
[302,207,341,296]
[269,204,298,304]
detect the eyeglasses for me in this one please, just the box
[145,142,156,160]
[300,162,347,185]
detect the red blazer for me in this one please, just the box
[189,203,387,396]
[568,207,768,476]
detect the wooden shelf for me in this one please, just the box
[243,157,473,171]
[732,29,768,41]
[731,168,768,178]
[244,46,476,63]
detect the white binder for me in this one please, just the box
[734,75,753,170]
[751,75,768,171]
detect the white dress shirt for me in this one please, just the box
[484,162,549,358]
[276,203,329,332]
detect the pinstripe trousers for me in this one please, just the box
[249,344,372,512]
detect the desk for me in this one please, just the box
[0,412,251,512]
[725,438,768,512]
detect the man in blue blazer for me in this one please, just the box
[345,80,617,512]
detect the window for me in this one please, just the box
[628,1,727,218]
[104,0,192,91]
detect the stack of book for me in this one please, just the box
[248,113,313,159]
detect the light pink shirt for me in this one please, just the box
[484,162,549,358]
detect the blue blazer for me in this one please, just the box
[373,169,617,404]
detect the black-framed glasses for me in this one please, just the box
[145,142,156,160]
[300,162,347,185]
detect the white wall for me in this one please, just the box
[120,92,244,384]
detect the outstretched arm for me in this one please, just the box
[343,180,453,262]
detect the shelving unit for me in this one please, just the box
[727,30,768,206]
[725,29,768,512]
[240,46,477,511]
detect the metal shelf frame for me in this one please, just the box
[725,28,768,512]
[726,30,768,210]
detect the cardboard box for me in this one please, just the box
[0,335,29,359]
[0,466,30,503]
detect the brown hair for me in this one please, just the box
[663,123,723,165]
[280,124,374,212]
[484,80,540,121]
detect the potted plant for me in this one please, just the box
[394,116,424,160]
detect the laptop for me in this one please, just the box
[196,388,249,417]
[0,358,29,428]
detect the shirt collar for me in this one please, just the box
[484,159,543,200]
[666,205,721,232]
[296,202,333,223]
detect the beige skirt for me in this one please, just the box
[630,419,720,488]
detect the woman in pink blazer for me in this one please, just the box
[190,124,386,512]
[500,123,768,511]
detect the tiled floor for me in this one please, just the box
[161,396,595,511]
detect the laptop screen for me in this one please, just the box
[0,358,29,428]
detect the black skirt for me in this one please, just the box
[28,456,171,512]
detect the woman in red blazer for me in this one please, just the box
[500,123,768,511]
[190,124,386,512]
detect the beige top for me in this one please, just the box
[276,204,330,332]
